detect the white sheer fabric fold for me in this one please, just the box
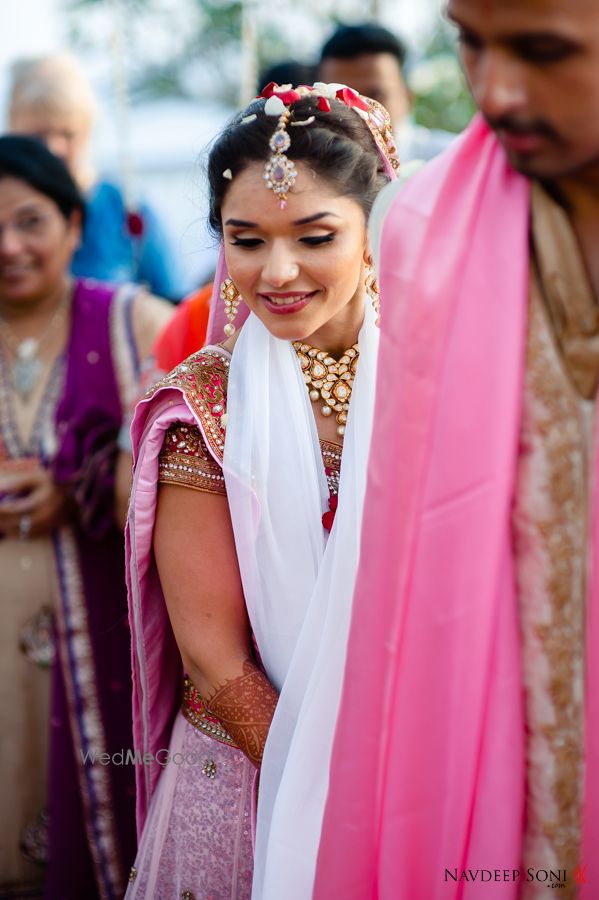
[223,303,379,899]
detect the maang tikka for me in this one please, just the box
[258,82,400,211]
[263,106,297,210]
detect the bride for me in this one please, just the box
[125,82,398,899]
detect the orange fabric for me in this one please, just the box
[153,283,213,372]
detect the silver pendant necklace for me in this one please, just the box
[13,337,44,400]
[0,287,71,401]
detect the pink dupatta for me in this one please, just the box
[315,116,599,897]
[126,354,233,833]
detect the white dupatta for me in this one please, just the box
[223,300,379,899]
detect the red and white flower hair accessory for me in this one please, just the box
[258,81,400,208]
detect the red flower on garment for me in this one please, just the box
[126,210,144,237]
[322,494,338,532]
[317,96,332,113]
[335,87,370,111]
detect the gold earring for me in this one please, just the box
[365,266,380,327]
[220,278,241,336]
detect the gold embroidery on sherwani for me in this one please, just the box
[531,182,599,399]
[514,184,596,899]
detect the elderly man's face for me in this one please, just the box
[319,53,411,132]
[10,106,91,183]
[448,0,599,180]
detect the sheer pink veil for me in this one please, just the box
[205,248,249,345]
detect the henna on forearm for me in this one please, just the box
[205,659,279,767]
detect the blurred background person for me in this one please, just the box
[258,58,317,90]
[7,53,187,301]
[0,135,171,899]
[319,22,453,163]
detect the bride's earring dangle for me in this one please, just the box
[220,278,241,336]
[364,260,381,327]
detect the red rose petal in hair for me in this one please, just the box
[126,211,144,237]
[335,87,370,111]
[275,89,302,104]
[260,82,279,99]
[317,96,332,113]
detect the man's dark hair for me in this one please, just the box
[320,23,407,70]
[258,60,318,94]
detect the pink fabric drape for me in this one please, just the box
[315,116,599,898]
[126,393,194,833]
[126,387,236,834]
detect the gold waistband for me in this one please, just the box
[181,677,238,747]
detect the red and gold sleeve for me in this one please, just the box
[158,421,226,495]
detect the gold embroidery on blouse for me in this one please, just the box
[146,347,229,463]
[160,426,342,499]
[320,439,342,496]
[159,423,226,495]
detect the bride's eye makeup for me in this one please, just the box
[300,234,335,246]
[229,234,336,249]
[229,237,263,248]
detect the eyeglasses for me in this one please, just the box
[0,211,56,240]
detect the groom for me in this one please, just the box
[316,1,599,898]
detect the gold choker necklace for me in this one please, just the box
[293,340,359,437]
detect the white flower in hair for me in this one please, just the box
[264,95,287,116]
[312,82,347,98]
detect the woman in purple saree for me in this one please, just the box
[0,136,171,899]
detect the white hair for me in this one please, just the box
[9,53,97,125]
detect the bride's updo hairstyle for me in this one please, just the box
[207,89,393,237]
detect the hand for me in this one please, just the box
[0,462,72,539]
